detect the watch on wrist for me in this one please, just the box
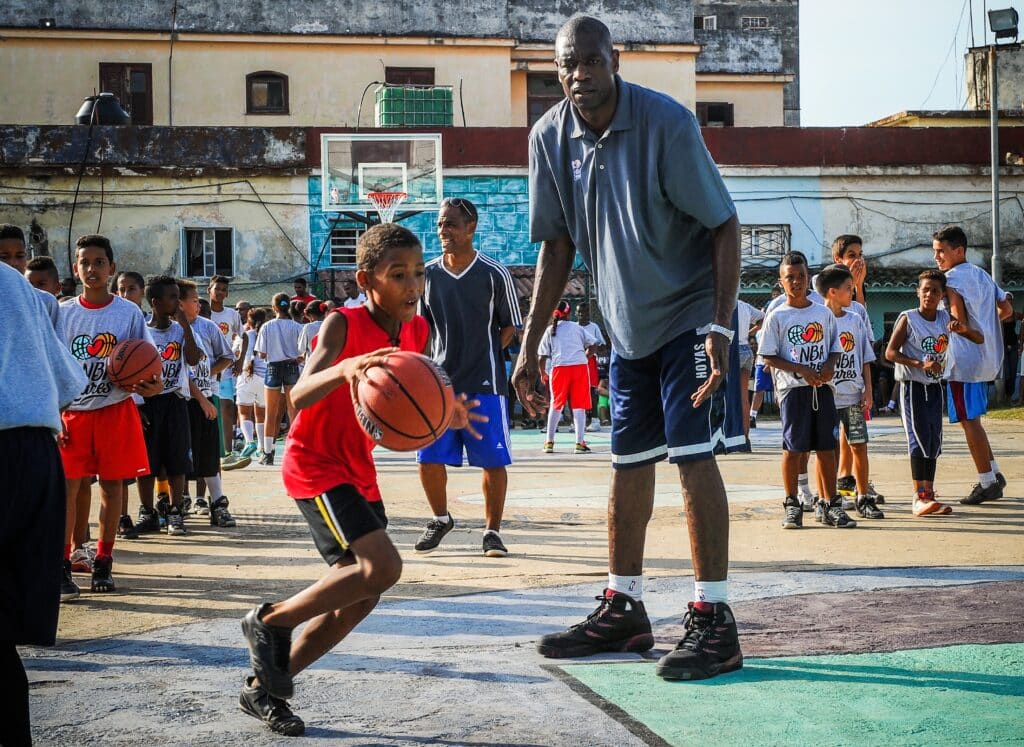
[708,323,735,342]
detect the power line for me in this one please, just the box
[921,0,971,108]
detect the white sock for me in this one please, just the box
[545,406,560,442]
[979,470,996,488]
[990,459,1001,475]
[263,436,275,453]
[608,574,643,599]
[694,579,728,604]
[433,514,451,524]
[573,409,586,442]
[749,409,757,418]
[797,473,810,494]
[241,419,255,442]
[256,422,265,446]
[205,475,223,501]
[483,528,500,537]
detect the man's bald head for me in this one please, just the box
[556,15,613,52]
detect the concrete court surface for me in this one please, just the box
[23,414,1024,745]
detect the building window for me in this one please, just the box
[385,67,436,86]
[182,228,234,278]
[329,227,364,267]
[741,16,770,30]
[741,225,791,266]
[98,63,152,125]
[246,71,289,114]
[695,15,717,30]
[696,101,735,127]
[527,73,564,127]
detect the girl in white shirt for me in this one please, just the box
[538,301,600,454]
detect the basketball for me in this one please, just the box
[107,339,162,389]
[354,351,455,451]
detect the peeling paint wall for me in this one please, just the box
[695,29,782,73]
[966,46,1024,111]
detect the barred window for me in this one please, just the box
[741,16,770,30]
[330,227,364,267]
[741,225,791,267]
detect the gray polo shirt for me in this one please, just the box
[529,77,736,360]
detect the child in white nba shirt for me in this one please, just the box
[539,300,600,453]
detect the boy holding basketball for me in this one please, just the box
[759,252,853,530]
[240,224,481,735]
[57,234,160,599]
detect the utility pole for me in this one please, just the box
[989,44,1002,286]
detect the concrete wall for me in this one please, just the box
[695,78,786,126]
[0,0,695,43]
[695,29,783,73]
[966,46,1024,111]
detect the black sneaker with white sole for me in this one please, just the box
[239,676,305,737]
[781,496,802,529]
[241,602,294,699]
[118,514,140,540]
[414,516,455,554]
[996,472,1007,490]
[61,559,80,602]
[820,495,857,528]
[165,506,187,536]
[134,505,161,535]
[210,497,237,527]
[537,590,654,658]
[258,451,275,466]
[961,482,1003,505]
[856,495,885,519]
[482,532,508,557]
[656,601,743,681]
[91,555,115,593]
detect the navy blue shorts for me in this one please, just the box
[265,360,300,389]
[780,386,839,453]
[901,381,943,459]
[417,393,512,469]
[609,327,746,469]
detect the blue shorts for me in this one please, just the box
[265,360,300,389]
[947,381,987,423]
[901,381,943,459]
[218,374,236,399]
[417,393,512,469]
[780,386,839,453]
[754,363,774,392]
[609,327,746,469]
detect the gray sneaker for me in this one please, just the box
[781,496,803,529]
[960,482,1003,505]
[820,495,857,528]
[241,603,294,699]
[414,516,455,554]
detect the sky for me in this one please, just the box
[800,0,1018,126]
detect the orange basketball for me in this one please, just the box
[354,351,455,451]
[107,339,162,389]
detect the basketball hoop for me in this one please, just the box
[367,191,408,224]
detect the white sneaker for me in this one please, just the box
[841,496,856,511]
[70,546,95,573]
[798,490,817,512]
[586,421,602,433]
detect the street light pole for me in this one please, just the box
[989,44,1002,286]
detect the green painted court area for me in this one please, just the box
[561,644,1024,746]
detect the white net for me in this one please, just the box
[367,191,408,224]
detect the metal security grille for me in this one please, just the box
[741,224,791,267]
[330,227,363,266]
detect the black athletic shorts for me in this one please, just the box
[295,484,388,566]
[0,427,65,646]
[780,385,839,453]
[141,393,192,477]
[187,397,220,479]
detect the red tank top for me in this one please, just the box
[281,306,429,501]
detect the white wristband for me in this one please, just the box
[707,323,735,342]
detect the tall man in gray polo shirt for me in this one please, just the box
[513,16,745,682]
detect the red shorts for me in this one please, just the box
[60,398,150,480]
[550,364,592,411]
[587,356,599,387]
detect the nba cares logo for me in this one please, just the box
[839,331,855,353]
[160,341,181,362]
[786,322,824,346]
[71,332,117,360]
[922,334,949,355]
[218,322,229,335]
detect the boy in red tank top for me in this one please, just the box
[239,224,483,736]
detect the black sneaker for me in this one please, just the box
[656,601,743,681]
[239,676,305,737]
[241,602,294,699]
[118,514,140,540]
[837,475,856,496]
[156,495,170,518]
[820,495,857,528]
[61,559,80,603]
[134,506,161,535]
[166,506,187,536]
[259,451,275,466]
[91,555,115,593]
[482,532,508,557]
[536,590,654,658]
[749,415,757,429]
[856,495,885,519]
[414,516,455,554]
[210,496,237,528]
[961,482,1003,505]
[781,496,802,529]
[996,472,1007,490]
[193,497,210,516]
[181,495,193,515]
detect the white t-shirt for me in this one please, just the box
[148,321,191,398]
[343,294,366,308]
[758,300,843,402]
[944,262,1007,382]
[538,320,599,368]
[767,292,872,339]
[209,306,243,378]
[189,315,233,398]
[831,310,876,407]
[255,318,303,363]
[578,321,606,347]
[242,328,268,378]
[737,300,764,346]
[298,320,323,358]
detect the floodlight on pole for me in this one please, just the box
[988,8,1019,40]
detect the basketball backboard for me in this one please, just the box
[321,133,443,215]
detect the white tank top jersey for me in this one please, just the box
[943,262,1007,382]
[538,320,599,368]
[895,309,952,385]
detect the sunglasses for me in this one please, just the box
[441,198,477,221]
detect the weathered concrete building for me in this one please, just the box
[0,0,795,128]
[966,44,1024,113]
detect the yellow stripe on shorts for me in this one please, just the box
[315,494,348,551]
